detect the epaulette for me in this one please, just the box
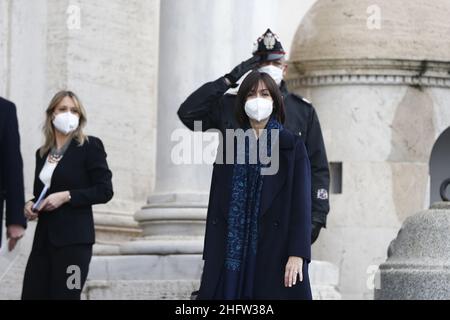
[290,93,313,106]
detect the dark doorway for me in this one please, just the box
[430,128,450,205]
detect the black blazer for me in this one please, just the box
[0,97,26,247]
[32,136,113,247]
[198,128,312,300]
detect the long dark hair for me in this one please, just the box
[235,71,285,127]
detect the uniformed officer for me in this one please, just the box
[178,28,330,243]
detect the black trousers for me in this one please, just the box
[21,228,92,300]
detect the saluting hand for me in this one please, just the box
[284,256,303,288]
[225,56,261,85]
[38,191,71,212]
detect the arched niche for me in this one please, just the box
[430,127,450,205]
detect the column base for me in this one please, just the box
[134,193,208,238]
[83,254,203,300]
[120,193,207,255]
[120,237,204,255]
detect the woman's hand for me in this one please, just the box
[284,256,303,287]
[38,191,71,212]
[24,201,38,221]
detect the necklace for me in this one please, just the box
[48,138,72,164]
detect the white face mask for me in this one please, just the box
[244,97,273,122]
[52,112,79,135]
[258,65,284,86]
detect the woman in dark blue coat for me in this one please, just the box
[198,71,312,300]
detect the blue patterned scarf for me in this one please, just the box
[221,117,283,299]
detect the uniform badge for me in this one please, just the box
[302,97,312,104]
[317,189,329,200]
[263,31,276,50]
[253,29,286,59]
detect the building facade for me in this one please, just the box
[1,0,449,300]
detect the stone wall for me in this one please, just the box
[0,0,160,298]
[6,0,160,244]
[0,0,10,96]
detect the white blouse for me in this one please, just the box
[39,157,58,187]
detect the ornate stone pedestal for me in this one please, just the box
[376,202,450,300]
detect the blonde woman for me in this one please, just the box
[22,91,113,300]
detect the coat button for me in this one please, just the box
[212,218,218,225]
[273,221,279,228]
